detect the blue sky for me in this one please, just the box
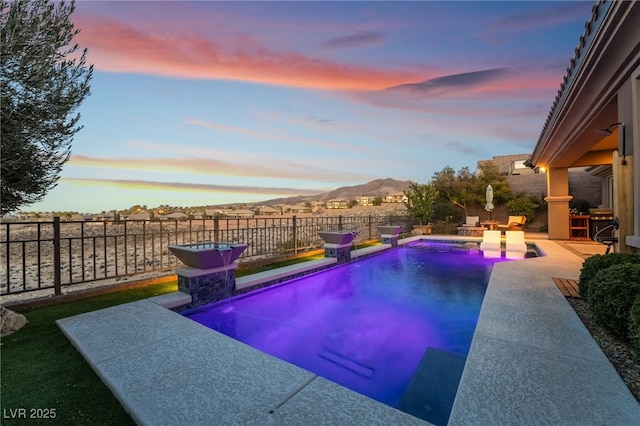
[27,0,595,213]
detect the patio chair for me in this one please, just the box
[461,216,480,227]
[505,231,527,257]
[496,216,526,232]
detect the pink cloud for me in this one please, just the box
[74,15,433,91]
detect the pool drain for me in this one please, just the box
[233,405,282,425]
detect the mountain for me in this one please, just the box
[262,178,412,205]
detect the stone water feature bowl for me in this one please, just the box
[318,231,358,245]
[377,225,404,235]
[169,243,248,269]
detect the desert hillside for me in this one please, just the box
[262,178,411,205]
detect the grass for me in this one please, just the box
[1,283,177,425]
[0,250,342,424]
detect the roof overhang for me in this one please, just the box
[530,0,640,169]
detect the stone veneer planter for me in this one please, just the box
[169,243,248,307]
[318,231,358,263]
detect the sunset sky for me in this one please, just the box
[27,0,595,213]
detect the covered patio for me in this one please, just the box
[528,0,640,253]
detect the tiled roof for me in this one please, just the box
[534,0,608,154]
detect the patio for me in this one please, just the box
[56,235,639,425]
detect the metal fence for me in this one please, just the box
[1,214,413,296]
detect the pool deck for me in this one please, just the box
[56,235,639,425]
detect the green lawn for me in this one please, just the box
[0,252,335,424]
[1,283,177,425]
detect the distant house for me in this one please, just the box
[127,212,151,221]
[356,196,376,206]
[477,154,534,176]
[326,199,348,209]
[223,209,254,218]
[259,206,280,216]
[166,212,188,221]
[204,209,223,218]
[385,193,407,204]
[94,213,115,221]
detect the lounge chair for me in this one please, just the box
[462,216,480,227]
[480,230,501,258]
[505,231,527,258]
[496,216,526,232]
[480,230,501,251]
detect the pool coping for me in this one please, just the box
[56,236,639,425]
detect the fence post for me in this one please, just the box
[293,215,298,254]
[338,215,343,231]
[214,216,220,242]
[53,216,62,295]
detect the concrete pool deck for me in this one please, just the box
[56,236,639,425]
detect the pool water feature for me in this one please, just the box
[183,241,518,424]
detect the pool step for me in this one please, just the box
[398,347,466,426]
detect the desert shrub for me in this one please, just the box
[430,221,459,235]
[629,295,640,360]
[578,253,640,302]
[431,202,464,224]
[589,264,640,339]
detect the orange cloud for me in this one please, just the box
[68,154,372,182]
[62,177,325,196]
[73,15,434,91]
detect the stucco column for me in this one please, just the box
[544,167,572,240]
[613,151,635,253]
[617,74,638,252]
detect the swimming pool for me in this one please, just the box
[183,240,524,423]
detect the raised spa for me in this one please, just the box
[168,242,248,269]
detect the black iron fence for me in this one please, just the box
[1,215,413,296]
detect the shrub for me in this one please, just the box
[569,199,592,215]
[430,221,459,235]
[629,295,640,360]
[589,264,640,339]
[506,195,540,223]
[578,253,640,302]
[431,202,464,224]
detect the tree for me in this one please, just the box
[1,0,93,215]
[475,161,510,205]
[403,181,437,224]
[431,166,477,217]
[430,163,510,218]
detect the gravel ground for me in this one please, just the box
[567,297,640,402]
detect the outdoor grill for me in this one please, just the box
[589,208,615,240]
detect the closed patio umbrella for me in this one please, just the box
[485,184,494,220]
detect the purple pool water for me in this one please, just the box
[183,241,511,409]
